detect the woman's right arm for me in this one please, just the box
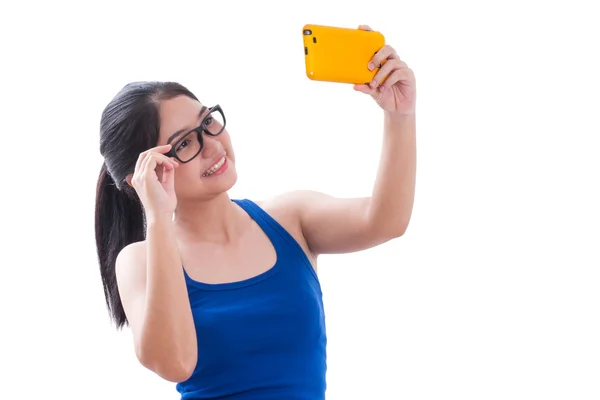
[114,145,196,383]
[115,217,197,383]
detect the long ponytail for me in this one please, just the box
[95,81,199,329]
[95,162,145,329]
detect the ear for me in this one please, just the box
[125,174,133,187]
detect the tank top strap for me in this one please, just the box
[233,199,317,281]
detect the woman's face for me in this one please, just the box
[157,95,237,201]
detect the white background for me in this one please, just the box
[1,0,599,399]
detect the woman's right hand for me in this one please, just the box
[128,144,179,220]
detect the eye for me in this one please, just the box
[204,116,214,126]
[176,139,190,152]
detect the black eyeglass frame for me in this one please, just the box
[165,104,226,164]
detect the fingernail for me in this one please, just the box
[368,62,375,71]
[370,80,377,88]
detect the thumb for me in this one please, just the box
[353,83,372,94]
[163,164,176,192]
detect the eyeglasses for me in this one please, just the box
[166,104,226,163]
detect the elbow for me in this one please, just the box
[384,226,407,240]
[158,361,195,383]
[374,218,410,241]
[388,211,413,238]
[137,344,196,383]
[366,202,412,241]
[161,365,196,383]
[392,219,410,238]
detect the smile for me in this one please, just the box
[202,154,227,177]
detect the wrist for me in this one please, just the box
[383,111,416,135]
[384,110,415,121]
[145,212,174,226]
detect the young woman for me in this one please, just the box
[95,25,416,400]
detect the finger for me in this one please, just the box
[353,83,373,94]
[158,163,177,188]
[358,24,373,31]
[138,144,173,163]
[148,144,173,154]
[132,154,153,187]
[140,154,163,184]
[353,83,378,97]
[146,153,179,175]
[137,144,172,161]
[369,45,398,71]
[133,144,172,177]
[137,153,177,186]
[137,153,174,182]
[380,68,415,91]
[134,151,149,175]
[153,151,179,168]
[371,58,402,88]
[162,162,176,191]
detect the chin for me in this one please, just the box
[218,167,238,192]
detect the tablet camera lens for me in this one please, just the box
[303,29,312,35]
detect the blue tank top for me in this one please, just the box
[175,199,327,399]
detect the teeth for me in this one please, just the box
[202,156,226,177]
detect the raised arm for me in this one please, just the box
[116,145,197,382]
[286,29,417,255]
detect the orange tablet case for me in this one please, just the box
[302,24,386,85]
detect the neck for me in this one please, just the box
[173,192,245,244]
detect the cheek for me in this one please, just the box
[220,133,235,157]
[175,162,200,183]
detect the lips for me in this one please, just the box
[202,153,227,177]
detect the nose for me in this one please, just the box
[201,134,221,159]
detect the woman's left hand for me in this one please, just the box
[353,25,416,116]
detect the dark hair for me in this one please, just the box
[95,81,199,329]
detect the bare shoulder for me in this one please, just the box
[256,190,327,213]
[255,190,332,232]
[254,190,322,226]
[254,191,320,265]
[115,240,148,290]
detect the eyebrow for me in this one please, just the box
[167,106,208,144]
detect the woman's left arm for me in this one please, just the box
[286,26,417,255]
